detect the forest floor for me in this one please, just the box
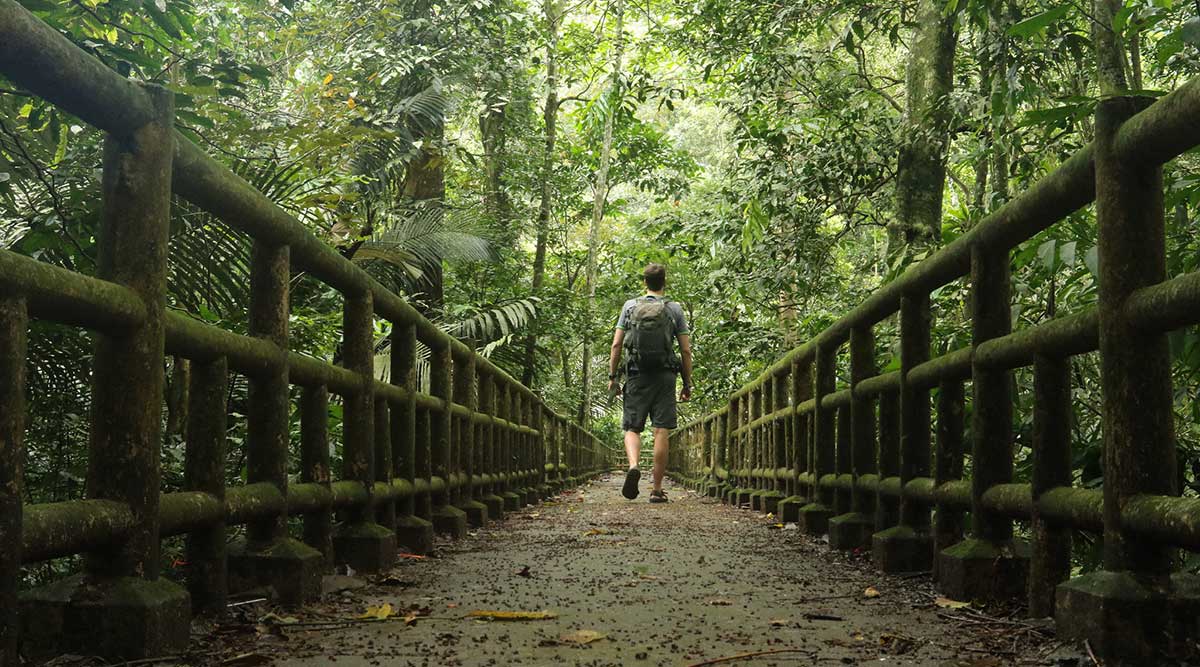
[50,474,1093,667]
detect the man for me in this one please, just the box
[608,263,693,503]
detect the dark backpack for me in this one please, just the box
[623,297,679,372]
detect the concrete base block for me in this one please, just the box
[1056,570,1200,664]
[872,525,933,573]
[749,490,767,511]
[228,537,323,606]
[481,494,505,520]
[431,504,469,538]
[521,488,540,506]
[333,522,398,574]
[394,514,435,554]
[937,537,1030,602]
[501,491,524,512]
[734,489,754,507]
[778,496,808,523]
[456,500,489,528]
[797,502,833,535]
[828,512,875,550]
[760,491,785,515]
[20,574,190,662]
[702,482,720,497]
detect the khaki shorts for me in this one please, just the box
[621,370,678,433]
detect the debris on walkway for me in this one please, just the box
[122,475,1083,666]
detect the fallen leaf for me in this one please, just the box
[446,603,459,608]
[397,552,428,560]
[358,603,394,620]
[863,586,880,598]
[220,654,273,666]
[706,599,733,606]
[583,528,609,536]
[466,610,558,621]
[517,566,532,578]
[559,629,607,645]
[767,523,784,530]
[769,618,789,627]
[803,612,843,621]
[375,576,414,588]
[933,596,970,609]
[257,612,298,625]
[401,612,419,627]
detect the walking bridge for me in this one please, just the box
[3,0,1200,664]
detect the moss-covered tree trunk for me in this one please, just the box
[521,0,561,387]
[404,125,446,311]
[888,0,961,259]
[579,0,624,424]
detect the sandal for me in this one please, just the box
[649,490,668,504]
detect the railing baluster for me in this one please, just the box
[300,384,333,562]
[799,346,836,533]
[831,325,876,549]
[780,360,810,522]
[456,354,487,526]
[875,389,901,532]
[0,296,28,665]
[186,357,230,613]
[430,345,467,537]
[1029,354,1071,617]
[873,294,933,573]
[932,378,964,579]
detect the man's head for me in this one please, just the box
[643,263,667,292]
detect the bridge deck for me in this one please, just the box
[187,475,1070,666]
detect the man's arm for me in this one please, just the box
[608,329,625,393]
[677,333,693,401]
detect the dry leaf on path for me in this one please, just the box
[517,566,532,577]
[220,654,273,666]
[358,603,394,620]
[863,586,881,598]
[706,599,733,606]
[768,618,789,627]
[583,528,609,536]
[933,596,970,609]
[397,552,427,560]
[466,610,558,621]
[559,629,607,645]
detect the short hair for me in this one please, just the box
[643,263,666,291]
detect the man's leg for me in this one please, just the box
[651,427,670,493]
[624,430,641,469]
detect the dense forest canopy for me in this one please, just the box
[3,0,1200,572]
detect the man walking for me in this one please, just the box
[608,263,693,503]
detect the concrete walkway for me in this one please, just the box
[193,473,1076,667]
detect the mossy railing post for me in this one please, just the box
[748,386,764,510]
[798,346,836,533]
[430,345,467,537]
[21,84,192,658]
[939,247,1027,599]
[873,294,933,573]
[702,417,717,495]
[1055,96,1200,660]
[875,390,901,532]
[414,381,433,523]
[734,394,751,507]
[300,385,333,563]
[0,296,27,665]
[765,375,787,513]
[392,322,433,553]
[186,357,230,613]
[334,291,397,572]
[1029,354,1071,617]
[479,373,504,518]
[931,378,964,580]
[779,359,810,521]
[374,397,396,536]
[228,236,321,605]
[831,325,876,548]
[500,385,523,509]
[833,404,852,524]
[455,354,488,526]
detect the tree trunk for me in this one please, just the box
[404,124,446,312]
[579,0,625,425]
[986,1,1020,210]
[521,0,562,388]
[887,0,961,261]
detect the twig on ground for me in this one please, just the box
[685,648,816,667]
[1085,639,1102,666]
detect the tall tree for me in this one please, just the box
[579,0,625,424]
[521,0,562,387]
[889,0,961,258]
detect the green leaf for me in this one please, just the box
[1181,18,1200,46]
[1037,239,1057,271]
[1009,6,1070,38]
[1084,246,1100,278]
